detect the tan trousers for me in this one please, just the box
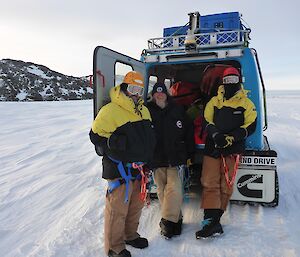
[154,167,183,223]
[104,180,144,255]
[201,155,236,210]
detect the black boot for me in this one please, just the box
[159,218,176,239]
[195,209,224,239]
[204,209,224,221]
[108,249,131,257]
[217,209,224,220]
[173,218,183,236]
[125,237,148,249]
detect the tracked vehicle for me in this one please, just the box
[92,11,278,207]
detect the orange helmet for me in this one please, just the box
[123,71,144,87]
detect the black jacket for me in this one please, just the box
[147,100,194,168]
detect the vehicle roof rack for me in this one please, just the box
[144,28,250,55]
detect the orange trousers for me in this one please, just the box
[201,155,236,210]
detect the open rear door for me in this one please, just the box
[93,46,145,118]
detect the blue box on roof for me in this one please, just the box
[201,12,241,32]
[163,12,241,37]
[163,26,188,37]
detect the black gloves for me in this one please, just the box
[206,124,248,148]
[213,133,234,148]
[206,124,219,138]
[230,127,247,141]
[107,134,127,151]
[213,133,227,148]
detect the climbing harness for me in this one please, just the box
[221,154,240,188]
[132,162,149,204]
[107,156,148,204]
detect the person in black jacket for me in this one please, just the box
[147,82,194,239]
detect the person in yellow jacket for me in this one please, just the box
[196,67,257,239]
[89,71,156,257]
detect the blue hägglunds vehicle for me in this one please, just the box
[92,12,278,207]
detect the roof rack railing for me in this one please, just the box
[145,28,250,55]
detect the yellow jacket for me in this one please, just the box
[90,85,156,178]
[204,85,257,157]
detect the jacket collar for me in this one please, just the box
[110,85,144,115]
[217,84,249,101]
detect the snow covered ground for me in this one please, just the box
[1,91,300,257]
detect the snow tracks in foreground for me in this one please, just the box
[0,97,300,257]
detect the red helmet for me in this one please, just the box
[222,67,241,84]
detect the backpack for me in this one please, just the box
[170,81,201,106]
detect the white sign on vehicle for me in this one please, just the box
[240,156,277,166]
[231,168,276,203]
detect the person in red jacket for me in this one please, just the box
[196,67,257,239]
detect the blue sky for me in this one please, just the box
[1,0,299,90]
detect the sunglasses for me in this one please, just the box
[223,75,240,84]
[127,84,144,96]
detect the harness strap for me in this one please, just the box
[132,162,148,204]
[108,156,132,203]
[221,154,240,188]
[107,175,142,194]
[107,180,122,194]
[107,156,145,203]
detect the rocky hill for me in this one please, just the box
[0,59,93,101]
